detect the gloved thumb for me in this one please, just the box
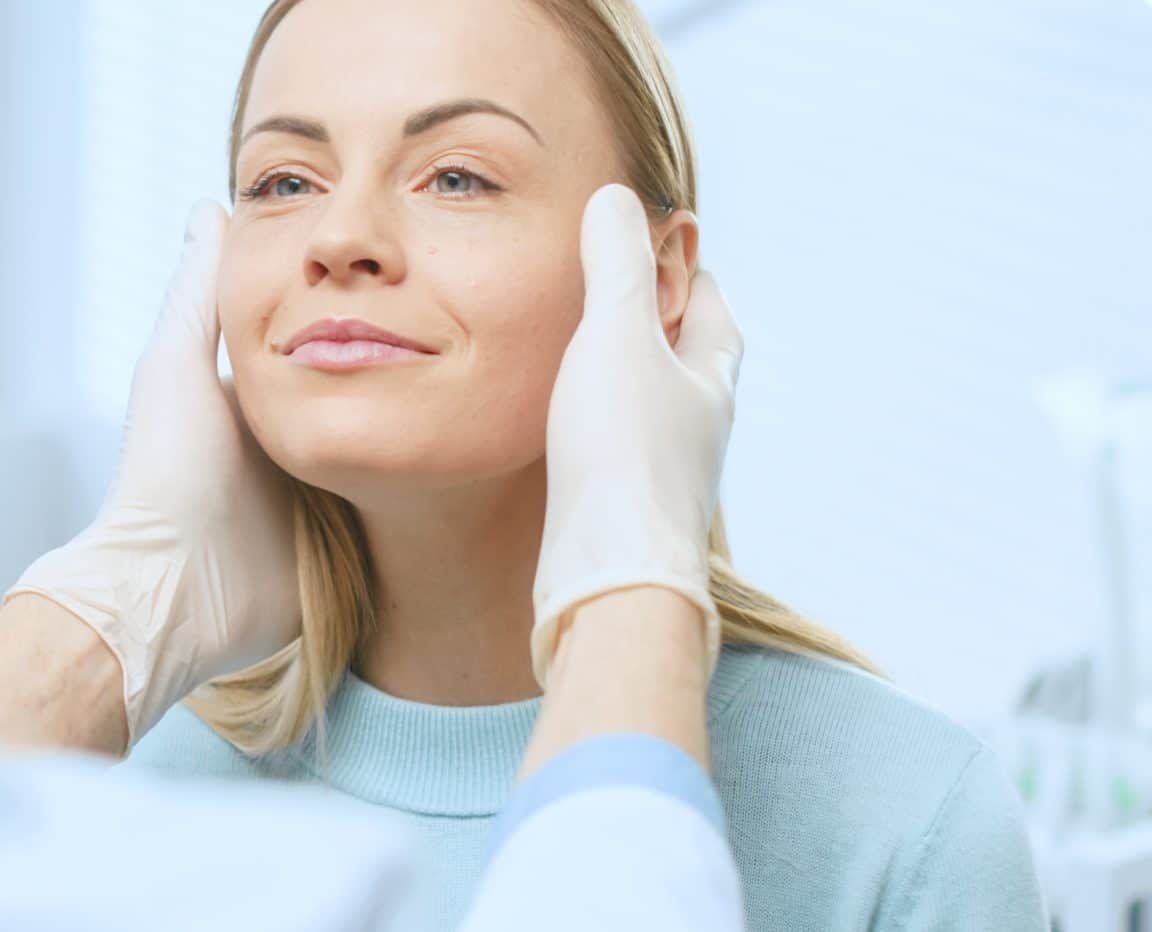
[147,198,230,365]
[578,183,661,340]
[672,269,745,398]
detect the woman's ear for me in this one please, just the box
[651,208,700,350]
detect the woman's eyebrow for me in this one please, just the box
[238,98,545,152]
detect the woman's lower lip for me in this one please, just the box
[287,339,434,371]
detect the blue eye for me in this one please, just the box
[237,163,502,202]
[425,163,501,199]
[237,172,313,201]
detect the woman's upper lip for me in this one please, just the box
[280,318,439,356]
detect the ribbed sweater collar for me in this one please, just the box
[286,645,763,817]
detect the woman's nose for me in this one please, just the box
[302,195,405,287]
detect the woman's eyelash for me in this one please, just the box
[236,163,502,202]
[424,162,502,198]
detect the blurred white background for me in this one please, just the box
[1,0,1149,736]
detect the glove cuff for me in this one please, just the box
[530,570,721,690]
[3,513,207,749]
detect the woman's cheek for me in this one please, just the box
[215,248,247,363]
[217,242,279,351]
[216,237,264,329]
[479,286,583,446]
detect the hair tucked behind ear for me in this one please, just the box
[184,0,885,763]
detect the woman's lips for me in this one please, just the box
[287,339,433,371]
[280,317,438,356]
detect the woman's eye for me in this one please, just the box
[238,173,312,201]
[426,165,500,200]
[237,165,501,203]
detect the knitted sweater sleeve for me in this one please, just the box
[875,745,1050,931]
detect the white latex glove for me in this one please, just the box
[2,200,301,752]
[531,184,745,688]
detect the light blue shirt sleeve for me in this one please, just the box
[460,733,746,932]
[0,749,425,932]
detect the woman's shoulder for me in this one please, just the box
[707,643,1046,927]
[708,641,993,782]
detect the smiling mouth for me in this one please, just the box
[286,338,435,371]
[279,316,440,356]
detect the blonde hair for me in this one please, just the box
[185,0,886,762]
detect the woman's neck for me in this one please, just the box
[352,459,547,706]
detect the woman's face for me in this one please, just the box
[220,0,683,501]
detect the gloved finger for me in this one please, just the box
[578,183,663,344]
[148,198,230,365]
[673,269,745,398]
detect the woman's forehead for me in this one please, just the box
[239,0,609,168]
[248,0,580,119]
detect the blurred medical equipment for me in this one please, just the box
[979,374,1152,931]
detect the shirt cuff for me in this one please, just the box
[484,732,727,865]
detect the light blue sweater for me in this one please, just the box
[116,644,1050,930]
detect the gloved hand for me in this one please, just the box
[531,184,745,688]
[2,200,301,752]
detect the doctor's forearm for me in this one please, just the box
[470,586,740,932]
[517,585,710,782]
[0,593,128,756]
